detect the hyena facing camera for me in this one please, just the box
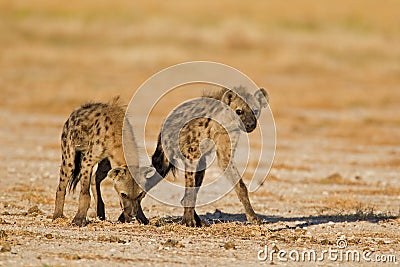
[146,86,269,227]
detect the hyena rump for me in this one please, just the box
[53,97,150,226]
[149,86,269,227]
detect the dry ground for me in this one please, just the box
[1,1,400,266]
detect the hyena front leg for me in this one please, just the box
[233,176,260,224]
[216,139,260,224]
[181,165,197,227]
[193,156,206,226]
[53,151,75,220]
[223,165,260,224]
[72,155,94,226]
[181,171,196,227]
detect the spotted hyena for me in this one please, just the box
[53,97,151,226]
[146,86,269,227]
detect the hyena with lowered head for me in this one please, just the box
[146,86,269,227]
[53,97,151,226]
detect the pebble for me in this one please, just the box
[162,239,184,248]
[0,244,11,253]
[0,230,7,240]
[45,234,53,239]
[223,241,235,250]
[27,205,44,216]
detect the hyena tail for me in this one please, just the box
[145,133,176,192]
[152,133,176,178]
[68,149,83,193]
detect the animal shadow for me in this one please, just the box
[155,209,398,230]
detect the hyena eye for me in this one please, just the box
[120,193,128,199]
[236,109,243,115]
[253,110,259,116]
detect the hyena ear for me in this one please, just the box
[254,88,269,108]
[107,167,127,180]
[139,166,156,179]
[222,90,235,106]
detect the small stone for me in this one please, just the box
[271,243,279,252]
[320,239,329,245]
[45,234,53,239]
[0,244,11,253]
[0,230,7,240]
[71,254,81,260]
[223,241,235,250]
[97,235,109,242]
[109,235,119,243]
[27,205,43,216]
[324,173,344,183]
[162,239,184,248]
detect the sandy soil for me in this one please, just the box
[1,1,400,266]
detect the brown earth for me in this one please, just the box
[1,1,400,266]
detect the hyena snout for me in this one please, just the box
[108,166,149,224]
[244,119,257,133]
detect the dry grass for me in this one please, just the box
[316,196,399,223]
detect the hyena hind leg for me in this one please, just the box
[193,157,207,226]
[53,150,76,220]
[72,155,95,226]
[181,157,206,227]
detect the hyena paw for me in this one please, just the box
[72,216,88,227]
[136,214,149,225]
[181,216,197,227]
[248,215,262,225]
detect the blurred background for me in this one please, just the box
[1,0,399,174]
[1,0,399,113]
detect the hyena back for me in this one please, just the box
[53,97,148,226]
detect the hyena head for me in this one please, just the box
[108,167,141,222]
[221,87,269,133]
[108,166,154,223]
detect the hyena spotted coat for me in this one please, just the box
[53,98,149,226]
[149,87,269,227]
